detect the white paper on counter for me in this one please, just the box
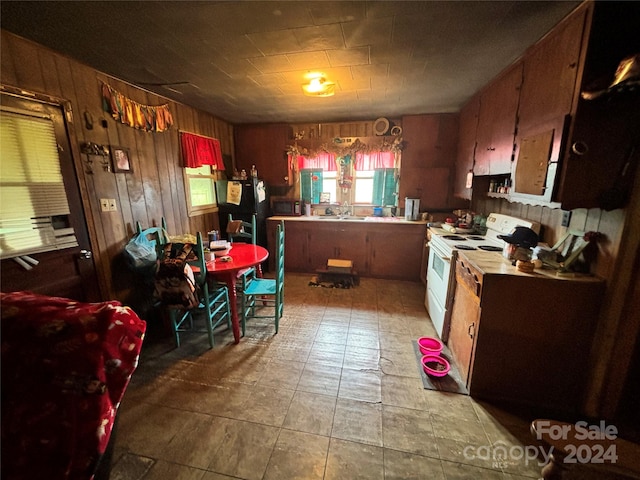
[257,180,266,203]
[227,181,242,205]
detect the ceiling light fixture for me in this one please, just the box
[302,75,335,97]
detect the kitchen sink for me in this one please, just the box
[316,215,366,221]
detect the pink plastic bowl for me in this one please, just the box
[421,355,451,377]
[417,336,444,356]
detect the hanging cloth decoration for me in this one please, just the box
[179,131,224,169]
[101,82,174,132]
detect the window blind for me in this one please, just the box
[0,108,78,259]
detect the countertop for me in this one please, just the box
[458,250,603,282]
[268,215,428,225]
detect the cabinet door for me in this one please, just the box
[285,225,311,272]
[398,114,458,210]
[517,6,586,131]
[368,229,422,280]
[454,95,479,200]
[234,124,292,186]
[268,220,310,272]
[448,278,480,386]
[475,62,522,176]
[307,225,367,273]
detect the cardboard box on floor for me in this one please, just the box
[327,259,353,273]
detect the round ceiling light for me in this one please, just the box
[302,75,335,97]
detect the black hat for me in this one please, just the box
[498,226,539,248]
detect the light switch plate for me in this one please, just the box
[100,198,110,212]
[108,199,117,211]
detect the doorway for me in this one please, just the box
[1,92,100,301]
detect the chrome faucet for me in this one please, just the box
[339,201,351,217]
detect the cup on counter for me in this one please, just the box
[305,204,311,216]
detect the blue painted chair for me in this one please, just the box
[163,232,231,348]
[240,221,284,335]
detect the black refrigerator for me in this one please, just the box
[215,178,269,249]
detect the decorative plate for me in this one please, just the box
[373,117,389,136]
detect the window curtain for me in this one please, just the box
[180,131,224,169]
[295,151,394,171]
[354,151,395,170]
[295,152,337,171]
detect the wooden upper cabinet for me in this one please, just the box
[234,123,292,186]
[475,61,523,176]
[401,114,458,169]
[517,6,586,132]
[399,114,459,209]
[453,94,479,200]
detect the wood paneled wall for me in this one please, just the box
[290,119,402,141]
[1,31,234,305]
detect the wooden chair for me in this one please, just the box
[226,213,256,244]
[226,214,258,315]
[240,221,284,335]
[163,232,231,348]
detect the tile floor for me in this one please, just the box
[111,274,607,480]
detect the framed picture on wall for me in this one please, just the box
[111,146,132,173]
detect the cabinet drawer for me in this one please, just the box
[456,257,482,298]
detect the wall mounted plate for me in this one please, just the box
[373,117,389,136]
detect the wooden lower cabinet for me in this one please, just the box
[448,264,481,386]
[448,251,605,415]
[310,226,369,273]
[267,218,425,280]
[367,228,423,280]
[282,224,310,272]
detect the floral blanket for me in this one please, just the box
[1,291,146,479]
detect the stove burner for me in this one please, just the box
[455,244,477,250]
[478,245,503,252]
[442,235,466,241]
[468,236,485,241]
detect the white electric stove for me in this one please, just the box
[425,213,540,342]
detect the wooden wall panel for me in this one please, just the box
[0,32,17,85]
[1,32,234,307]
[470,195,624,282]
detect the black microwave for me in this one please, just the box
[271,198,302,216]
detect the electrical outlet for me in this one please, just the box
[108,199,117,211]
[561,210,571,227]
[100,198,110,212]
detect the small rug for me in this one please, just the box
[308,275,357,289]
[413,340,469,395]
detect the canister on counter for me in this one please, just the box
[208,230,219,245]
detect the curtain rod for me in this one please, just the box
[179,130,219,140]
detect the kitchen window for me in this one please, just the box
[297,151,397,205]
[180,132,224,216]
[184,165,217,216]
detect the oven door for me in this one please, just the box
[425,240,454,342]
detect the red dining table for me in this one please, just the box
[202,243,269,344]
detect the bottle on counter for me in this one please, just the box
[240,169,247,180]
[250,165,258,178]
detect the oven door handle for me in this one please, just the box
[429,241,451,261]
